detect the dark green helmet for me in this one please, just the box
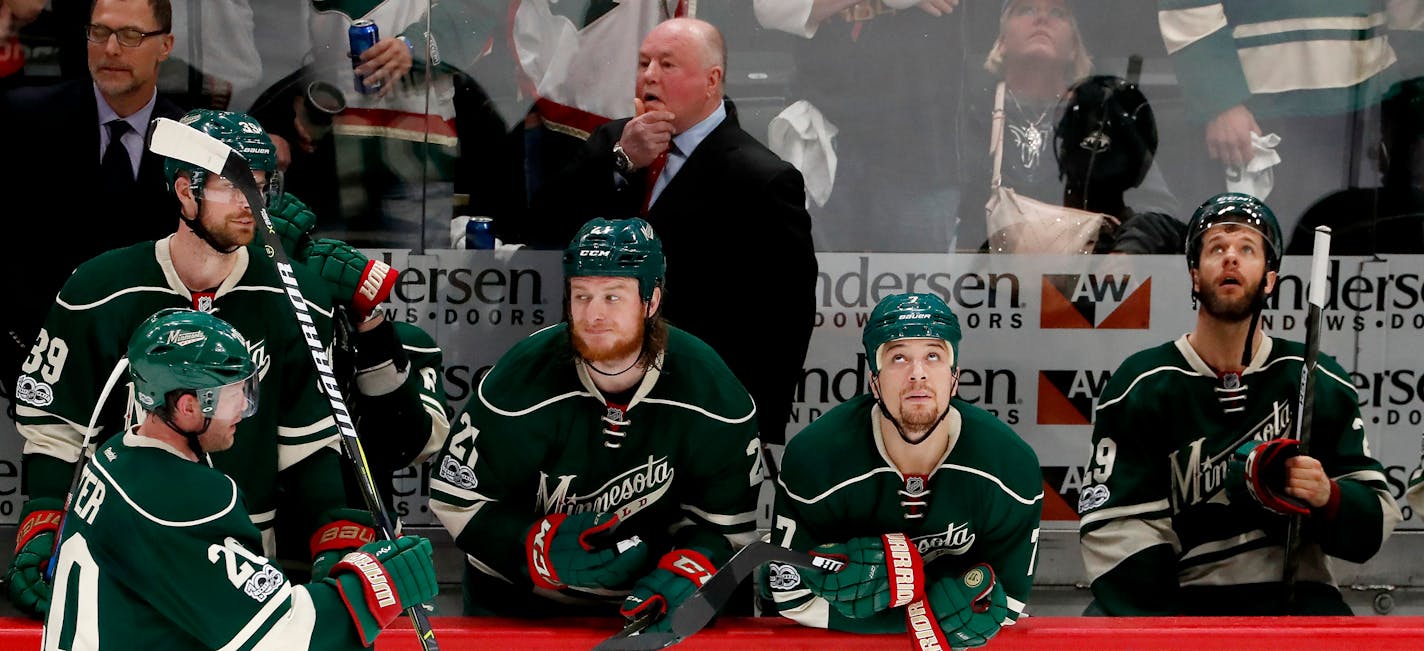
[862,293,962,374]
[163,109,280,203]
[562,217,666,301]
[128,308,258,417]
[1185,192,1282,271]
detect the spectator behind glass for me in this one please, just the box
[755,0,966,252]
[1290,76,1424,255]
[1157,0,1401,247]
[0,0,183,413]
[1054,75,1185,254]
[957,0,1179,252]
[305,0,499,251]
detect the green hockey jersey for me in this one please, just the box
[429,324,761,615]
[768,394,1043,633]
[43,432,366,651]
[1078,335,1402,615]
[15,239,345,551]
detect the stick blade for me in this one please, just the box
[146,117,231,174]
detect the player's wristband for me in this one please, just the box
[16,509,62,554]
[311,520,378,558]
[330,551,402,647]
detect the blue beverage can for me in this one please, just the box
[349,19,380,95]
[466,217,496,250]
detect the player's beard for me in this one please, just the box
[1199,274,1265,323]
[572,323,644,366]
[200,206,256,252]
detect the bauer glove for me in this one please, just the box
[305,239,397,324]
[267,191,317,260]
[5,498,63,618]
[310,507,378,580]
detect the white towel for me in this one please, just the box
[1225,132,1282,200]
[768,100,839,209]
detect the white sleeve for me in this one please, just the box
[754,0,819,38]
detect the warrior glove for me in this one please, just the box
[327,535,438,647]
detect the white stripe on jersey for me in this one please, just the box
[1080,516,1179,581]
[1078,498,1170,528]
[90,456,238,527]
[224,286,335,318]
[639,396,756,424]
[57,286,185,311]
[217,583,293,651]
[1096,366,1202,411]
[940,464,1043,505]
[778,467,899,505]
[681,503,757,526]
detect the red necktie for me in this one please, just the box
[641,152,668,217]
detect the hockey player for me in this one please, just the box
[766,293,1042,649]
[429,217,761,630]
[42,309,437,650]
[1078,192,1401,615]
[262,192,450,577]
[7,110,384,616]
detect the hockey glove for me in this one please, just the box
[306,239,397,324]
[1227,439,1311,516]
[619,548,717,633]
[926,564,1008,649]
[6,498,62,618]
[267,191,317,260]
[311,508,378,580]
[327,535,438,647]
[799,533,925,619]
[525,512,648,591]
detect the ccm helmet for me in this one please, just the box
[562,217,666,301]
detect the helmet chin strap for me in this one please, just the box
[180,209,242,255]
[1239,269,1271,368]
[871,373,958,446]
[159,411,214,466]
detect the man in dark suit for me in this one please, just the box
[534,17,817,453]
[1,0,183,405]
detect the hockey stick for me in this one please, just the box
[147,117,440,650]
[1282,225,1331,610]
[44,358,130,582]
[591,542,844,651]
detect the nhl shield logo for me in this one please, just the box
[605,406,625,422]
[1221,373,1241,390]
[904,475,926,496]
[197,295,213,312]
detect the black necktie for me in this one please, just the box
[101,120,134,192]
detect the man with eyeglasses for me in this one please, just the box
[7,109,357,621]
[1,0,184,417]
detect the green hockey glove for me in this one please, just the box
[800,533,925,619]
[6,498,63,618]
[327,535,438,647]
[524,512,648,591]
[927,564,1008,649]
[1227,439,1311,516]
[305,239,397,324]
[310,508,378,580]
[619,548,717,632]
[268,191,317,260]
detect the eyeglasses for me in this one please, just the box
[85,23,169,47]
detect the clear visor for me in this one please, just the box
[207,374,259,421]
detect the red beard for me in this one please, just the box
[572,324,644,365]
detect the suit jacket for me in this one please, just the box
[534,100,818,446]
[1,80,183,392]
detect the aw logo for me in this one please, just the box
[1037,370,1112,425]
[1040,274,1151,329]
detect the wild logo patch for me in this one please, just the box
[1040,274,1151,329]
